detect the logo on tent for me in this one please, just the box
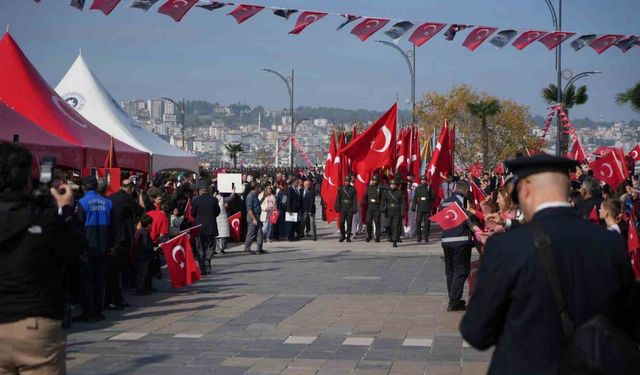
[63,93,86,111]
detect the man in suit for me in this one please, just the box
[105,179,145,310]
[286,177,302,241]
[460,155,636,375]
[302,180,317,241]
[191,182,220,275]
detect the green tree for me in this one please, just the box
[467,99,501,168]
[225,143,243,168]
[616,82,640,112]
[541,83,589,154]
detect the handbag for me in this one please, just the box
[269,210,279,225]
[530,223,640,375]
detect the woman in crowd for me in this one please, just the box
[599,198,628,238]
[260,185,277,242]
[214,189,230,253]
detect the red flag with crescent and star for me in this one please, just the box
[628,145,640,163]
[350,18,390,42]
[462,26,498,51]
[289,11,327,35]
[538,31,576,50]
[228,211,243,242]
[321,130,339,223]
[341,104,397,200]
[90,0,122,15]
[228,4,264,24]
[409,22,446,47]
[628,212,640,280]
[589,151,626,189]
[158,0,198,22]
[589,34,625,54]
[512,30,548,50]
[426,120,452,205]
[429,201,468,231]
[160,232,201,288]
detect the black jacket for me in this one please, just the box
[191,194,220,237]
[287,186,302,213]
[576,194,602,221]
[439,192,473,246]
[109,190,144,249]
[302,189,315,215]
[0,198,85,323]
[460,207,636,375]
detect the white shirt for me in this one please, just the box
[607,224,621,234]
[505,201,571,229]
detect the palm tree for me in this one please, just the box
[541,84,589,154]
[616,82,640,112]
[467,99,501,168]
[225,143,243,168]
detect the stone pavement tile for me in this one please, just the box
[333,346,369,361]
[206,366,249,375]
[389,361,426,373]
[395,348,428,362]
[461,348,492,363]
[287,359,327,369]
[357,360,393,370]
[343,337,374,346]
[221,357,261,367]
[460,362,489,375]
[108,332,148,341]
[316,369,354,375]
[185,355,228,368]
[66,353,99,369]
[323,360,358,370]
[353,369,389,375]
[285,336,317,344]
[371,338,404,350]
[402,338,433,348]
[281,369,320,375]
[249,358,292,373]
[425,363,461,375]
[174,333,204,339]
[362,350,397,362]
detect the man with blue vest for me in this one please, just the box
[439,179,473,312]
[75,176,113,323]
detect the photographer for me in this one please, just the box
[0,144,85,374]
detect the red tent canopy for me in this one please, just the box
[0,103,84,169]
[0,33,149,172]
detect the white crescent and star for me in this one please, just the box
[474,28,491,40]
[601,163,614,178]
[333,155,341,165]
[172,0,189,7]
[525,31,543,42]
[328,177,336,187]
[304,14,319,24]
[630,150,638,160]
[357,174,367,184]
[371,126,392,153]
[396,155,405,169]
[172,245,186,269]
[444,209,459,221]
[365,19,381,29]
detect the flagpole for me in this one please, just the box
[376,40,416,128]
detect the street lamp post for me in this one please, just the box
[161,97,186,151]
[544,0,563,156]
[376,40,416,125]
[262,68,294,168]
[563,71,601,99]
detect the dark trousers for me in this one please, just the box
[366,209,381,240]
[339,211,354,239]
[304,212,316,239]
[442,244,472,305]
[135,260,150,294]
[80,255,107,317]
[388,214,402,242]
[415,211,431,240]
[198,234,214,271]
[244,220,263,251]
[104,256,122,306]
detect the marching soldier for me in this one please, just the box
[334,175,357,242]
[361,174,382,242]
[412,175,435,243]
[382,177,405,248]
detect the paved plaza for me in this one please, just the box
[66,220,489,375]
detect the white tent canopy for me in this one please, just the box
[55,54,199,173]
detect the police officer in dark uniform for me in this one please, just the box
[461,155,638,375]
[382,177,405,248]
[361,174,382,243]
[335,175,357,242]
[412,175,434,243]
[438,179,473,311]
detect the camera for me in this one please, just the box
[34,156,64,203]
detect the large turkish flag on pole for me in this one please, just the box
[426,120,452,203]
[589,151,626,189]
[160,233,201,288]
[321,130,340,223]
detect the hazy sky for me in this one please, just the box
[2,0,639,121]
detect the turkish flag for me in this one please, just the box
[350,18,390,42]
[228,4,264,24]
[469,179,486,217]
[410,126,421,179]
[228,211,242,242]
[512,30,548,50]
[628,212,640,280]
[409,22,446,47]
[82,167,121,197]
[183,197,195,224]
[90,0,121,15]
[160,233,201,288]
[593,146,615,157]
[158,0,198,22]
[342,104,397,201]
[628,145,640,162]
[180,224,202,238]
[589,34,625,54]
[538,31,576,50]
[395,128,410,177]
[430,202,468,231]
[589,151,626,189]
[462,26,498,51]
[289,11,327,35]
[426,121,452,204]
[588,206,600,225]
[320,130,339,223]
[104,136,118,168]
[468,162,483,178]
[567,139,588,162]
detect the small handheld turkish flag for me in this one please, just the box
[430,202,468,231]
[228,211,243,242]
[628,212,640,280]
[160,233,201,288]
[589,151,626,190]
[588,206,599,225]
[628,145,640,163]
